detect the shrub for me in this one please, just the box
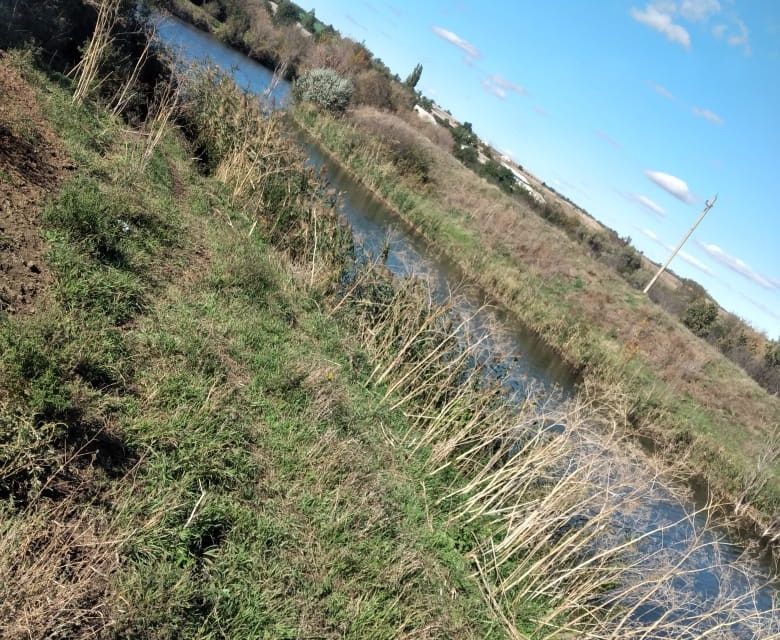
[683,299,719,337]
[617,246,642,275]
[765,341,780,368]
[292,68,353,114]
[390,140,431,184]
[352,69,394,110]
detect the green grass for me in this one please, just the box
[1,55,510,638]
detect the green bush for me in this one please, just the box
[617,246,642,275]
[683,299,719,337]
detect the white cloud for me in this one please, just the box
[698,242,778,289]
[726,18,751,55]
[679,0,721,22]
[645,170,695,203]
[631,3,691,49]
[692,106,724,125]
[481,78,506,99]
[481,74,526,100]
[634,194,666,216]
[649,81,677,101]
[712,23,727,38]
[533,105,548,117]
[490,74,526,95]
[431,26,480,60]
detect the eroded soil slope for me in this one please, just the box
[0,52,72,313]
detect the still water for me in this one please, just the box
[157,14,778,634]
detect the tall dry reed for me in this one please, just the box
[333,263,780,639]
[71,0,120,105]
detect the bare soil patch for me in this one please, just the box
[0,53,72,314]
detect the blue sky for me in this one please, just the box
[306,0,780,338]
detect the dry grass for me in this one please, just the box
[333,264,780,638]
[0,495,124,639]
[71,0,120,105]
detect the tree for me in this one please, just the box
[300,9,316,32]
[617,246,642,275]
[293,68,353,113]
[766,340,780,368]
[404,63,423,89]
[683,299,719,337]
[451,122,478,147]
[274,0,300,25]
[481,160,516,194]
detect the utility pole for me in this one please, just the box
[643,194,717,295]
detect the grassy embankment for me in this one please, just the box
[0,54,508,638]
[2,41,778,638]
[292,105,780,524]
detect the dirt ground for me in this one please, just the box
[0,52,72,314]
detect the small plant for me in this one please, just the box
[292,68,353,114]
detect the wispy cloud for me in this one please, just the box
[631,3,691,49]
[645,170,695,203]
[490,74,526,95]
[692,106,724,126]
[726,18,751,55]
[711,23,727,38]
[634,194,666,217]
[431,26,480,60]
[481,78,506,99]
[648,81,677,101]
[641,227,660,241]
[641,228,714,275]
[679,251,714,275]
[481,74,526,100]
[679,0,721,22]
[533,105,548,117]
[698,242,779,289]
[345,14,367,31]
[740,294,780,324]
[385,3,402,17]
[595,129,622,150]
[711,18,752,54]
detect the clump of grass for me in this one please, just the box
[180,66,352,279]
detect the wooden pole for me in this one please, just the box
[643,195,717,295]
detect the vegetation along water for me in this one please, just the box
[0,1,778,638]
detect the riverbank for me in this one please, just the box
[291,104,780,540]
[4,5,780,629]
[0,52,515,638]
